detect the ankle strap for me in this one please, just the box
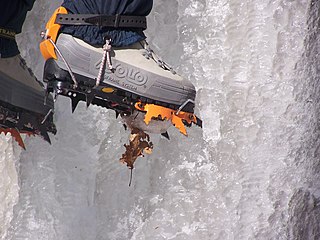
[55,14,147,29]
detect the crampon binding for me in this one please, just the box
[0,100,56,149]
[45,72,202,137]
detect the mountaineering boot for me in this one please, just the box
[40,7,201,136]
[0,55,56,148]
[44,33,196,112]
[43,33,201,135]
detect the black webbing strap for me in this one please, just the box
[0,28,16,40]
[55,14,147,29]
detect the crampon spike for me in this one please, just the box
[39,126,51,144]
[195,116,203,128]
[71,97,80,113]
[0,128,26,150]
[86,92,95,108]
[161,131,170,140]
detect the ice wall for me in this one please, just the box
[0,134,21,240]
[0,0,319,239]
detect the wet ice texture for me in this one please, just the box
[1,0,320,239]
[0,134,21,240]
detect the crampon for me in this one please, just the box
[44,73,202,138]
[0,100,56,149]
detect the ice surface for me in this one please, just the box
[1,0,320,239]
[0,134,23,240]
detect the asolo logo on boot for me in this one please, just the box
[95,61,148,87]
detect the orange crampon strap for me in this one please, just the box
[40,6,68,60]
[134,102,199,136]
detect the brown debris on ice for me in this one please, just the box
[119,128,153,170]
